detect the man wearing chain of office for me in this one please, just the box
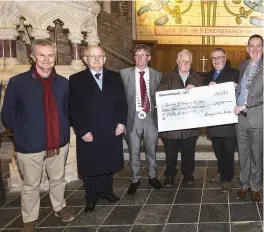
[234,34,263,202]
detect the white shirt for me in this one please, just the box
[135,67,151,112]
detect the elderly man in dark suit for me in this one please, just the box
[204,48,239,192]
[69,45,128,212]
[120,44,163,195]
[234,34,263,202]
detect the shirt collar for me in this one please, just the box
[136,67,149,73]
[90,69,103,79]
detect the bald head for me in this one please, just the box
[83,45,106,72]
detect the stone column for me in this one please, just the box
[68,31,84,68]
[0,28,18,70]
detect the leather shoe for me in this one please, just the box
[100,194,120,203]
[84,202,96,213]
[236,188,250,200]
[127,181,140,195]
[252,191,261,202]
[149,177,162,189]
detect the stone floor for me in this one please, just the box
[0,160,263,232]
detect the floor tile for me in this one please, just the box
[198,222,230,232]
[230,203,261,222]
[115,167,132,178]
[146,189,176,205]
[158,178,181,189]
[131,225,165,232]
[118,190,151,205]
[174,189,202,204]
[103,206,142,225]
[193,167,206,178]
[69,206,114,226]
[231,222,263,232]
[65,190,86,207]
[112,178,131,189]
[167,204,200,223]
[179,178,204,189]
[137,178,154,190]
[164,223,197,232]
[0,208,21,228]
[199,204,229,222]
[8,207,52,229]
[37,206,81,227]
[135,205,171,224]
[64,226,98,232]
[98,225,132,232]
[257,203,263,220]
[35,228,65,232]
[202,189,228,203]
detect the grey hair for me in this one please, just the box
[31,39,57,56]
[177,49,192,62]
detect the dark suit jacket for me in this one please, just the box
[69,68,128,176]
[203,66,239,137]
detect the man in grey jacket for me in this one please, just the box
[120,44,162,195]
[234,34,263,202]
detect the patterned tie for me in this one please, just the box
[139,71,150,113]
[95,73,101,79]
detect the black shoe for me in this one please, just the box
[164,176,174,188]
[84,202,96,213]
[149,177,162,189]
[183,174,195,185]
[100,194,120,203]
[127,181,140,195]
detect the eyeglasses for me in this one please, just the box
[179,60,191,65]
[134,54,149,58]
[86,55,105,60]
[212,56,226,61]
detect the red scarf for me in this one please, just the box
[34,66,60,152]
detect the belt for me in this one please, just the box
[240,111,247,117]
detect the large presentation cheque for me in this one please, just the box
[156,82,238,132]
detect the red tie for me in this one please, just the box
[139,71,150,113]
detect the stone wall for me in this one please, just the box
[98,2,133,72]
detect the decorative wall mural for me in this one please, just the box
[135,0,264,45]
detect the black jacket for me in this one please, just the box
[203,66,239,137]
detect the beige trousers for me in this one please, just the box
[17,143,69,223]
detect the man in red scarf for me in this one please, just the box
[2,39,75,232]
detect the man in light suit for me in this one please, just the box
[120,44,163,195]
[234,34,263,202]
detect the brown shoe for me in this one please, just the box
[236,188,250,200]
[54,206,75,222]
[252,191,261,202]
[21,220,37,232]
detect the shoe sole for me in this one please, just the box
[164,184,172,188]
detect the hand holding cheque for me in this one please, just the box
[156,82,238,132]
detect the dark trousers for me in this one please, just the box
[162,136,197,177]
[211,137,236,182]
[83,172,113,203]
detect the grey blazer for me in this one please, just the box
[236,58,263,128]
[120,67,162,132]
